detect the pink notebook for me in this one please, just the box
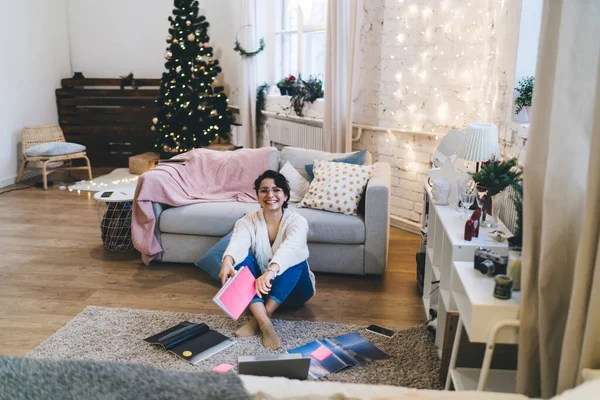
[213,266,256,320]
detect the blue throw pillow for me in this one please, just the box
[305,150,368,181]
[194,231,232,282]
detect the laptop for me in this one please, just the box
[238,353,311,380]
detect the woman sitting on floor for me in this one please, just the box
[219,170,315,349]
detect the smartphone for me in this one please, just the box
[101,191,114,198]
[366,324,395,338]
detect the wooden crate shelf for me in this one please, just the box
[56,78,161,167]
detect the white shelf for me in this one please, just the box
[426,247,434,265]
[452,262,520,343]
[422,297,430,318]
[450,368,516,393]
[440,288,450,309]
[432,265,440,282]
[433,202,512,249]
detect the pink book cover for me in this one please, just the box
[213,266,256,320]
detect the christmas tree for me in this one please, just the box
[153,0,234,153]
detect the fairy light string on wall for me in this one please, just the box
[381,0,504,171]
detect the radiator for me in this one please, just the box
[266,117,324,151]
[495,185,518,235]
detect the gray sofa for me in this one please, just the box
[151,147,391,275]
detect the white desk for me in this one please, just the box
[422,184,511,351]
[445,261,520,392]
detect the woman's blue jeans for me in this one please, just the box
[235,252,314,308]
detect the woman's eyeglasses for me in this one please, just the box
[259,188,283,195]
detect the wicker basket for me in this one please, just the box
[94,190,136,252]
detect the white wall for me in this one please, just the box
[514,0,542,84]
[513,0,542,122]
[0,0,71,187]
[66,0,243,105]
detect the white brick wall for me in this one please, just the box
[264,0,526,224]
[351,0,524,224]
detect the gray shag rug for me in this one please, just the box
[29,306,441,389]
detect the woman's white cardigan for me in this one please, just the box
[223,208,314,286]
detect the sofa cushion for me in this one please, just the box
[279,161,310,202]
[305,149,368,181]
[298,161,374,216]
[280,147,372,180]
[159,202,365,244]
[160,202,261,236]
[291,204,365,244]
[266,147,280,171]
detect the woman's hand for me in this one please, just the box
[219,256,236,286]
[255,270,276,298]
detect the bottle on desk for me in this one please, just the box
[464,208,482,241]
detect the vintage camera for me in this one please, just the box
[474,247,508,276]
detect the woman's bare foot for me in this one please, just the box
[235,317,259,337]
[259,321,281,349]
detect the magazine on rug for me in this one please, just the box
[286,332,388,378]
[144,321,235,364]
[213,266,256,320]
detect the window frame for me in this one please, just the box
[273,0,327,84]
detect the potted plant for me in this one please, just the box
[290,75,324,117]
[470,157,522,227]
[276,75,297,96]
[515,76,534,120]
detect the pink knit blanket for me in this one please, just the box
[132,147,272,264]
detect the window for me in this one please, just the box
[274,0,327,83]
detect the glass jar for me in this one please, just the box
[507,245,522,291]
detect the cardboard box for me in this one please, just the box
[129,152,160,175]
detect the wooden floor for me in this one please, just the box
[0,169,425,356]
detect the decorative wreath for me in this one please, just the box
[233,25,266,57]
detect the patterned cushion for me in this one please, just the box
[298,161,374,216]
[305,149,368,181]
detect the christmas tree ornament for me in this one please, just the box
[164,50,172,60]
[208,58,213,63]
[167,35,173,42]
[173,39,179,44]
[183,126,188,130]
[151,126,156,131]
[166,113,172,118]
[186,20,191,26]
[176,66,182,73]
[152,117,158,124]
[203,42,210,48]
[187,33,195,41]
[199,66,205,71]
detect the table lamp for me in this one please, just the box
[456,123,500,172]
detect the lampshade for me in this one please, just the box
[456,123,500,162]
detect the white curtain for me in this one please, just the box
[517,0,600,397]
[239,0,258,149]
[322,0,362,153]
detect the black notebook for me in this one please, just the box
[144,321,236,364]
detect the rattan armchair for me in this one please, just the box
[16,124,92,190]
